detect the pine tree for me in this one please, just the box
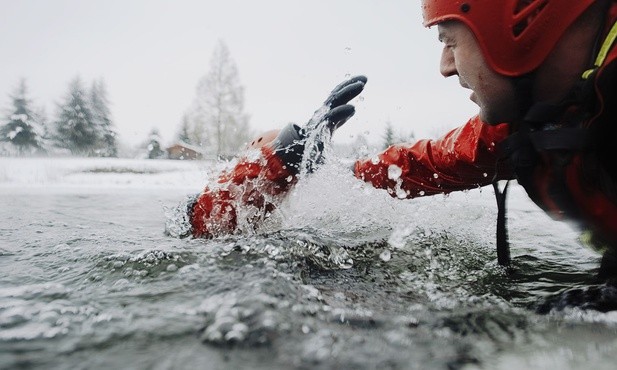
[351,133,370,158]
[382,121,395,149]
[33,105,51,150]
[0,79,44,155]
[90,79,118,157]
[176,113,192,144]
[53,77,98,155]
[397,130,415,144]
[188,40,251,158]
[146,128,166,159]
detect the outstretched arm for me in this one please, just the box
[354,116,513,198]
[189,144,294,238]
[168,76,368,238]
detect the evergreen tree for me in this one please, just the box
[33,105,53,152]
[382,121,395,149]
[397,130,415,144]
[176,113,192,144]
[0,79,44,155]
[351,133,370,158]
[90,79,118,157]
[146,128,166,159]
[188,40,251,157]
[53,77,98,155]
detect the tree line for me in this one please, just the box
[0,77,117,157]
[2,40,406,160]
[2,40,251,159]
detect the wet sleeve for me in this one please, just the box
[354,116,513,198]
[190,146,296,238]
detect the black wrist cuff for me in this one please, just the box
[272,123,305,175]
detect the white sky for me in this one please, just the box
[0,0,479,147]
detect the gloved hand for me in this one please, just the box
[271,75,367,174]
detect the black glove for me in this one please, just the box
[272,75,367,174]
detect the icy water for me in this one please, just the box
[1,157,617,370]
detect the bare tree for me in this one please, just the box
[188,40,251,158]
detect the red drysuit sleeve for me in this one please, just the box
[190,146,295,238]
[354,116,513,198]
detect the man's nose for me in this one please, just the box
[440,47,457,77]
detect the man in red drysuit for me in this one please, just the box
[171,0,617,278]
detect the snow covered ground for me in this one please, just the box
[0,157,212,192]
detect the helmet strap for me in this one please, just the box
[510,73,537,130]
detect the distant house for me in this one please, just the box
[166,142,205,160]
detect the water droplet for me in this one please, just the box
[113,278,130,287]
[380,249,392,262]
[224,323,248,342]
[395,186,407,199]
[388,165,402,181]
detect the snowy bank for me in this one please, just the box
[0,157,214,191]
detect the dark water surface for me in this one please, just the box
[1,185,617,370]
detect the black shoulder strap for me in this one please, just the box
[488,18,617,268]
[492,180,511,266]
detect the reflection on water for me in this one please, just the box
[1,160,617,369]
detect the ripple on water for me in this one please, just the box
[197,291,287,345]
[0,292,98,342]
[101,249,197,279]
[5,161,617,369]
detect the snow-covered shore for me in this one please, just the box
[0,157,212,191]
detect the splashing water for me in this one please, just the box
[2,157,617,370]
[299,105,331,176]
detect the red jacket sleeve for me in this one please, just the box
[190,146,295,238]
[354,116,512,198]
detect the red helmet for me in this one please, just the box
[421,0,596,76]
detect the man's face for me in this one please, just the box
[437,21,520,124]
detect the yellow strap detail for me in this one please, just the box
[582,20,617,79]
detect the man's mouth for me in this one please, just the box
[459,79,476,104]
[459,78,470,90]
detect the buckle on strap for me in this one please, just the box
[528,128,589,151]
[499,128,589,159]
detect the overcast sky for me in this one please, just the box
[0,0,479,147]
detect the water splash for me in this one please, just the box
[102,249,196,278]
